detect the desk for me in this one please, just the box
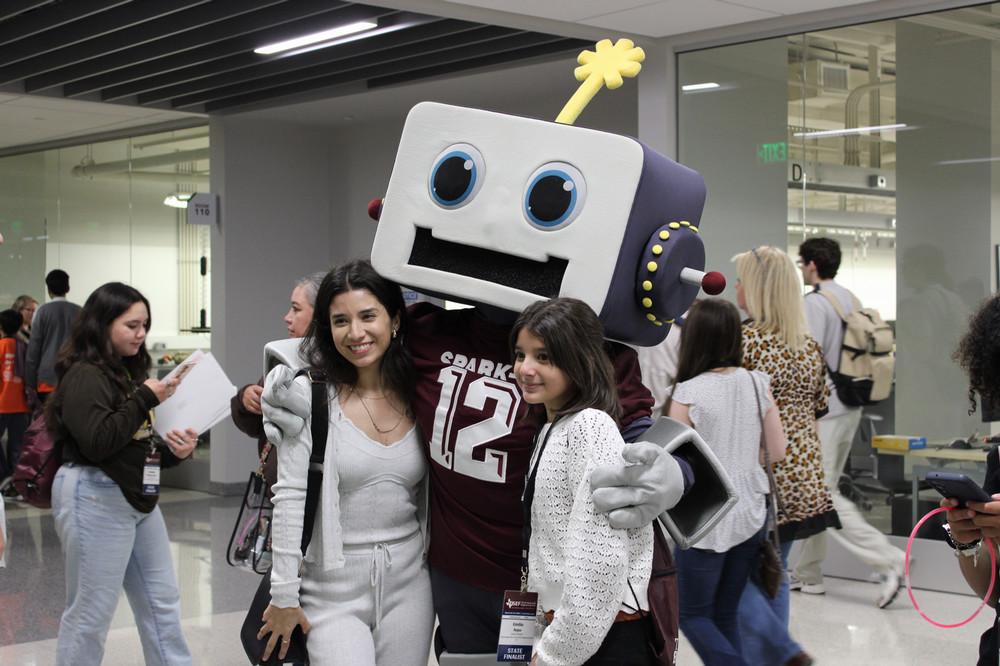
[876,445,989,525]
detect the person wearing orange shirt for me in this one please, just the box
[0,309,29,486]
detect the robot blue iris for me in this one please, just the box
[371,102,719,346]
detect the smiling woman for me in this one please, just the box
[258,260,432,665]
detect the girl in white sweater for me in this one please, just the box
[511,297,653,666]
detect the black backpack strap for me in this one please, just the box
[298,369,328,557]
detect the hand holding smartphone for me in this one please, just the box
[926,471,993,508]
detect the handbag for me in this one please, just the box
[227,443,275,574]
[12,414,61,509]
[627,519,679,666]
[241,370,327,666]
[747,370,786,600]
[645,520,680,666]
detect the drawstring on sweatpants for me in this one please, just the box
[370,543,392,628]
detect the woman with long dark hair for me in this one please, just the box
[258,259,431,665]
[48,282,198,665]
[665,298,785,665]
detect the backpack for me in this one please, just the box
[12,414,62,509]
[815,288,894,406]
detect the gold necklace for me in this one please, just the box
[351,386,404,440]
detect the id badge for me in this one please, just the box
[497,590,537,662]
[142,452,161,496]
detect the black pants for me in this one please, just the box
[584,617,653,665]
[430,566,504,655]
[431,567,652,664]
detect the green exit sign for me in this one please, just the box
[757,142,786,164]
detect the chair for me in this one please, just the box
[839,413,898,510]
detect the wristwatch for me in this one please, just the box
[942,523,983,562]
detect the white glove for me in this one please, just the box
[591,441,685,529]
[261,365,311,444]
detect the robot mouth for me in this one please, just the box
[408,226,567,298]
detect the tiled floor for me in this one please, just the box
[0,488,993,665]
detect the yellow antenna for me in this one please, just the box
[555,38,645,126]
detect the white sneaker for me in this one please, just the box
[877,565,904,609]
[789,574,826,595]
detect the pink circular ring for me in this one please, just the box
[906,506,995,628]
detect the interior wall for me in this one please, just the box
[209,115,334,486]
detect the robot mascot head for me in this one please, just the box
[370,39,723,346]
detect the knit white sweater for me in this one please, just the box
[528,409,653,666]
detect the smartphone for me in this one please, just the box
[926,471,993,507]
[172,359,196,383]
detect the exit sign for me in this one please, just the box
[757,142,786,164]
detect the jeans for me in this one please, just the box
[676,528,765,666]
[51,464,191,666]
[0,411,28,479]
[738,539,804,665]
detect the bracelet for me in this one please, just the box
[942,523,983,564]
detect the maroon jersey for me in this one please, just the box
[407,302,653,592]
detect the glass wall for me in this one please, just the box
[678,4,1000,536]
[0,127,211,348]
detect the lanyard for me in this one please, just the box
[520,414,566,592]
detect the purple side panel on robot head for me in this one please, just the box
[599,141,707,347]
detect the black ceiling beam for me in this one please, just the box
[134,14,454,105]
[368,38,587,89]
[0,0,132,46]
[23,0,288,92]
[0,0,211,75]
[203,31,572,112]
[0,1,58,24]
[175,24,522,110]
[60,1,367,98]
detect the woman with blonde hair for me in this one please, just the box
[733,246,839,666]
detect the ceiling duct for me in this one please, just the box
[71,148,209,178]
[792,60,851,98]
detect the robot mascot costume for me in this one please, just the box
[264,39,732,666]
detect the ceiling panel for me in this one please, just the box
[0,0,588,118]
[0,0,978,152]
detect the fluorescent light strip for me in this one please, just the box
[280,22,410,57]
[255,21,377,55]
[164,194,193,209]
[794,123,907,138]
[937,157,1000,165]
[681,82,720,91]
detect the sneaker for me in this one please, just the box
[789,574,826,595]
[877,564,904,609]
[784,652,814,666]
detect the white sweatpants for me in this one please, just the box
[793,409,904,584]
[300,530,433,666]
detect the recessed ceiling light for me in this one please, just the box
[254,21,377,55]
[164,193,194,209]
[681,82,720,92]
[794,123,908,138]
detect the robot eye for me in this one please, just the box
[523,162,587,231]
[429,143,485,209]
